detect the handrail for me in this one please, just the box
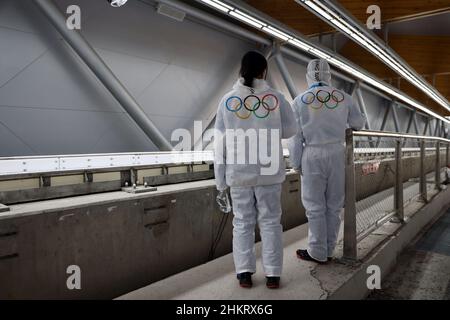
[353,130,450,143]
[343,128,449,262]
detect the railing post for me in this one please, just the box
[419,140,427,203]
[394,139,404,222]
[344,128,357,261]
[446,143,449,183]
[435,141,441,190]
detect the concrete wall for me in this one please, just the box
[0,174,304,299]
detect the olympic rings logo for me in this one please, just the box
[301,90,344,110]
[225,94,279,119]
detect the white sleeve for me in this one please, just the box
[280,95,299,139]
[287,100,304,169]
[213,100,228,191]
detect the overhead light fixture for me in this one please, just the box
[195,0,449,124]
[107,0,128,7]
[263,26,292,41]
[157,3,186,22]
[200,0,232,13]
[230,10,265,29]
[298,0,450,113]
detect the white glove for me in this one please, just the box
[216,189,232,214]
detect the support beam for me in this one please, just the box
[423,118,430,136]
[376,103,391,147]
[348,81,358,96]
[435,142,442,190]
[274,51,300,99]
[434,119,440,137]
[344,129,357,261]
[332,33,337,52]
[413,112,420,146]
[356,85,374,147]
[383,23,389,45]
[403,110,415,147]
[356,85,371,130]
[419,140,427,203]
[33,0,173,151]
[405,111,415,134]
[391,101,401,133]
[413,113,419,134]
[394,139,404,221]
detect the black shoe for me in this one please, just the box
[296,249,327,264]
[237,272,253,288]
[266,277,280,289]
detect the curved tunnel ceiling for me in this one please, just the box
[244,0,450,117]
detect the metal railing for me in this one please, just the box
[344,129,450,261]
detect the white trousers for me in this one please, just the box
[230,184,283,277]
[301,144,345,262]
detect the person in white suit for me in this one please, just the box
[214,51,298,289]
[289,59,366,263]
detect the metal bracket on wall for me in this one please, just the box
[122,185,158,194]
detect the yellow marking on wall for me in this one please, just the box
[51,175,84,187]
[137,168,163,178]
[93,172,121,183]
[168,166,188,175]
[192,164,210,173]
[0,178,40,192]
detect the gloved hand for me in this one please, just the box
[216,189,232,214]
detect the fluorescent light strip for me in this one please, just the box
[234,10,266,27]
[230,11,264,28]
[194,0,449,124]
[262,26,292,41]
[199,0,232,13]
[288,39,314,51]
[303,0,333,20]
[306,0,446,106]
[309,0,449,107]
[303,0,450,112]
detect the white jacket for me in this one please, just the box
[214,78,298,190]
[288,81,366,169]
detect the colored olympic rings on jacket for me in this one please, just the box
[301,92,315,105]
[300,90,345,110]
[226,94,279,119]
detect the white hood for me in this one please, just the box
[306,59,332,88]
[233,77,270,95]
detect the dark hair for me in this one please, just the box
[239,51,268,88]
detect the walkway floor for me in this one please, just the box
[117,178,447,300]
[367,208,450,300]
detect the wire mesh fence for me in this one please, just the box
[344,129,450,260]
[354,136,398,238]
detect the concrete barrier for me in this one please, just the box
[0,153,446,299]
